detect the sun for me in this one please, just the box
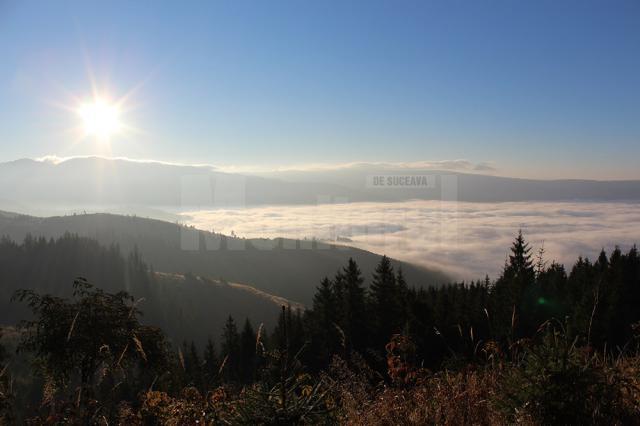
[77,98,122,139]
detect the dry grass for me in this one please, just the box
[336,367,510,425]
[331,334,640,426]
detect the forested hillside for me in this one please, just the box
[1,231,640,423]
[0,234,294,345]
[300,232,640,371]
[0,211,448,304]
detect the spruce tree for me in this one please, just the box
[188,341,203,391]
[341,258,368,352]
[332,270,346,333]
[312,278,335,322]
[308,277,337,367]
[508,230,534,278]
[396,267,409,330]
[369,255,401,349]
[239,318,257,383]
[491,231,536,338]
[203,337,219,389]
[221,315,240,382]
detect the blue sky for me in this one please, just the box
[0,0,638,179]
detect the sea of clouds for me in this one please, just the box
[183,200,640,281]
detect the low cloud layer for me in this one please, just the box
[216,159,496,174]
[183,201,640,281]
[29,156,493,173]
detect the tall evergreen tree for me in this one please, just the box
[508,230,534,278]
[492,231,536,338]
[369,256,402,349]
[221,315,240,382]
[396,267,409,330]
[312,278,335,324]
[203,337,219,389]
[307,277,338,367]
[341,258,368,352]
[239,318,257,383]
[186,341,203,390]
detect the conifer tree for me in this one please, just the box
[332,270,346,332]
[203,337,219,389]
[308,277,338,367]
[491,231,536,338]
[312,278,335,323]
[221,315,240,382]
[369,256,401,349]
[187,341,203,390]
[508,230,534,278]
[341,258,368,352]
[396,267,410,329]
[240,318,257,383]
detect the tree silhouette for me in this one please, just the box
[340,258,368,352]
[370,256,402,350]
[220,316,240,382]
[203,337,219,388]
[239,318,257,383]
[13,278,168,408]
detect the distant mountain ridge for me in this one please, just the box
[1,158,640,213]
[0,157,353,209]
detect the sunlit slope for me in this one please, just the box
[150,272,302,345]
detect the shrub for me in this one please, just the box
[497,322,640,424]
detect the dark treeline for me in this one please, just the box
[287,231,640,373]
[3,231,640,379]
[15,229,632,388]
[2,231,640,423]
[0,234,286,346]
[0,234,138,325]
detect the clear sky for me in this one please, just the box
[0,0,639,179]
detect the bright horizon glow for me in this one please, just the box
[77,98,122,139]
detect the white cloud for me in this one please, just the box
[32,155,218,170]
[216,159,496,174]
[29,155,494,175]
[182,200,640,281]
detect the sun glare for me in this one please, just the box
[77,99,121,139]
